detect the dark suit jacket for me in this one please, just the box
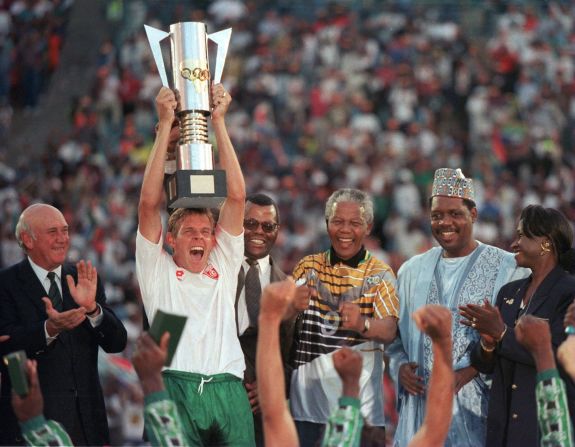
[235,256,294,446]
[236,256,294,385]
[0,259,127,446]
[471,266,575,447]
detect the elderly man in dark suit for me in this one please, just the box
[235,193,293,446]
[0,203,127,446]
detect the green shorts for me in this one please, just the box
[162,370,255,446]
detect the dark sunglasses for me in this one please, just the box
[243,218,278,233]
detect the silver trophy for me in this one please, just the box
[145,22,232,209]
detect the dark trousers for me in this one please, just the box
[68,397,88,447]
[295,421,325,447]
[254,412,264,447]
[295,419,387,447]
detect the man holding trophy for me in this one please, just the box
[136,22,254,446]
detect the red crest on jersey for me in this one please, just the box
[175,269,185,281]
[203,264,219,280]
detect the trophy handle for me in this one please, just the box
[144,24,171,87]
[207,28,231,84]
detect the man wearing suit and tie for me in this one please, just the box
[235,193,294,446]
[0,203,127,446]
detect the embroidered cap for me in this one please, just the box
[431,168,475,201]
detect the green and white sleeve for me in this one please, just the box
[20,415,73,446]
[536,369,574,447]
[144,390,187,447]
[321,396,364,447]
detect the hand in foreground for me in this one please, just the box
[155,86,177,127]
[516,315,555,372]
[259,278,297,323]
[459,298,504,342]
[0,335,9,342]
[67,260,98,314]
[516,315,552,355]
[558,337,575,381]
[339,302,365,333]
[211,83,231,122]
[43,298,86,336]
[333,347,362,398]
[12,360,42,423]
[132,332,169,395]
[407,305,454,394]
[398,362,425,395]
[245,381,260,414]
[413,304,451,343]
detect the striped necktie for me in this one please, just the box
[47,271,63,311]
[244,259,261,327]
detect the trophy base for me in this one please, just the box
[166,170,227,209]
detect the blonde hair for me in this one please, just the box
[167,208,215,235]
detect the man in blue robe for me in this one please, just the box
[387,168,527,447]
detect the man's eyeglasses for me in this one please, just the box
[243,218,279,233]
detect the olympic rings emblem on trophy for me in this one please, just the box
[181,65,210,82]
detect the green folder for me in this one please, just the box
[148,309,187,366]
[3,350,29,396]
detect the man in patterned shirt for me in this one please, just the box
[289,188,399,447]
[387,168,526,447]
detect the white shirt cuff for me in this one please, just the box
[87,304,104,327]
[44,320,58,345]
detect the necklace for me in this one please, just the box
[515,288,536,323]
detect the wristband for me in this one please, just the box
[480,338,495,352]
[86,305,99,316]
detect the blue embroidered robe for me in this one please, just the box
[387,243,526,447]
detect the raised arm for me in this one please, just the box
[210,84,245,235]
[132,332,187,447]
[409,305,453,447]
[138,87,177,243]
[321,348,364,447]
[256,278,298,447]
[516,315,575,447]
[12,360,74,446]
[516,316,556,371]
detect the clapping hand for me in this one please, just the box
[67,260,98,313]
